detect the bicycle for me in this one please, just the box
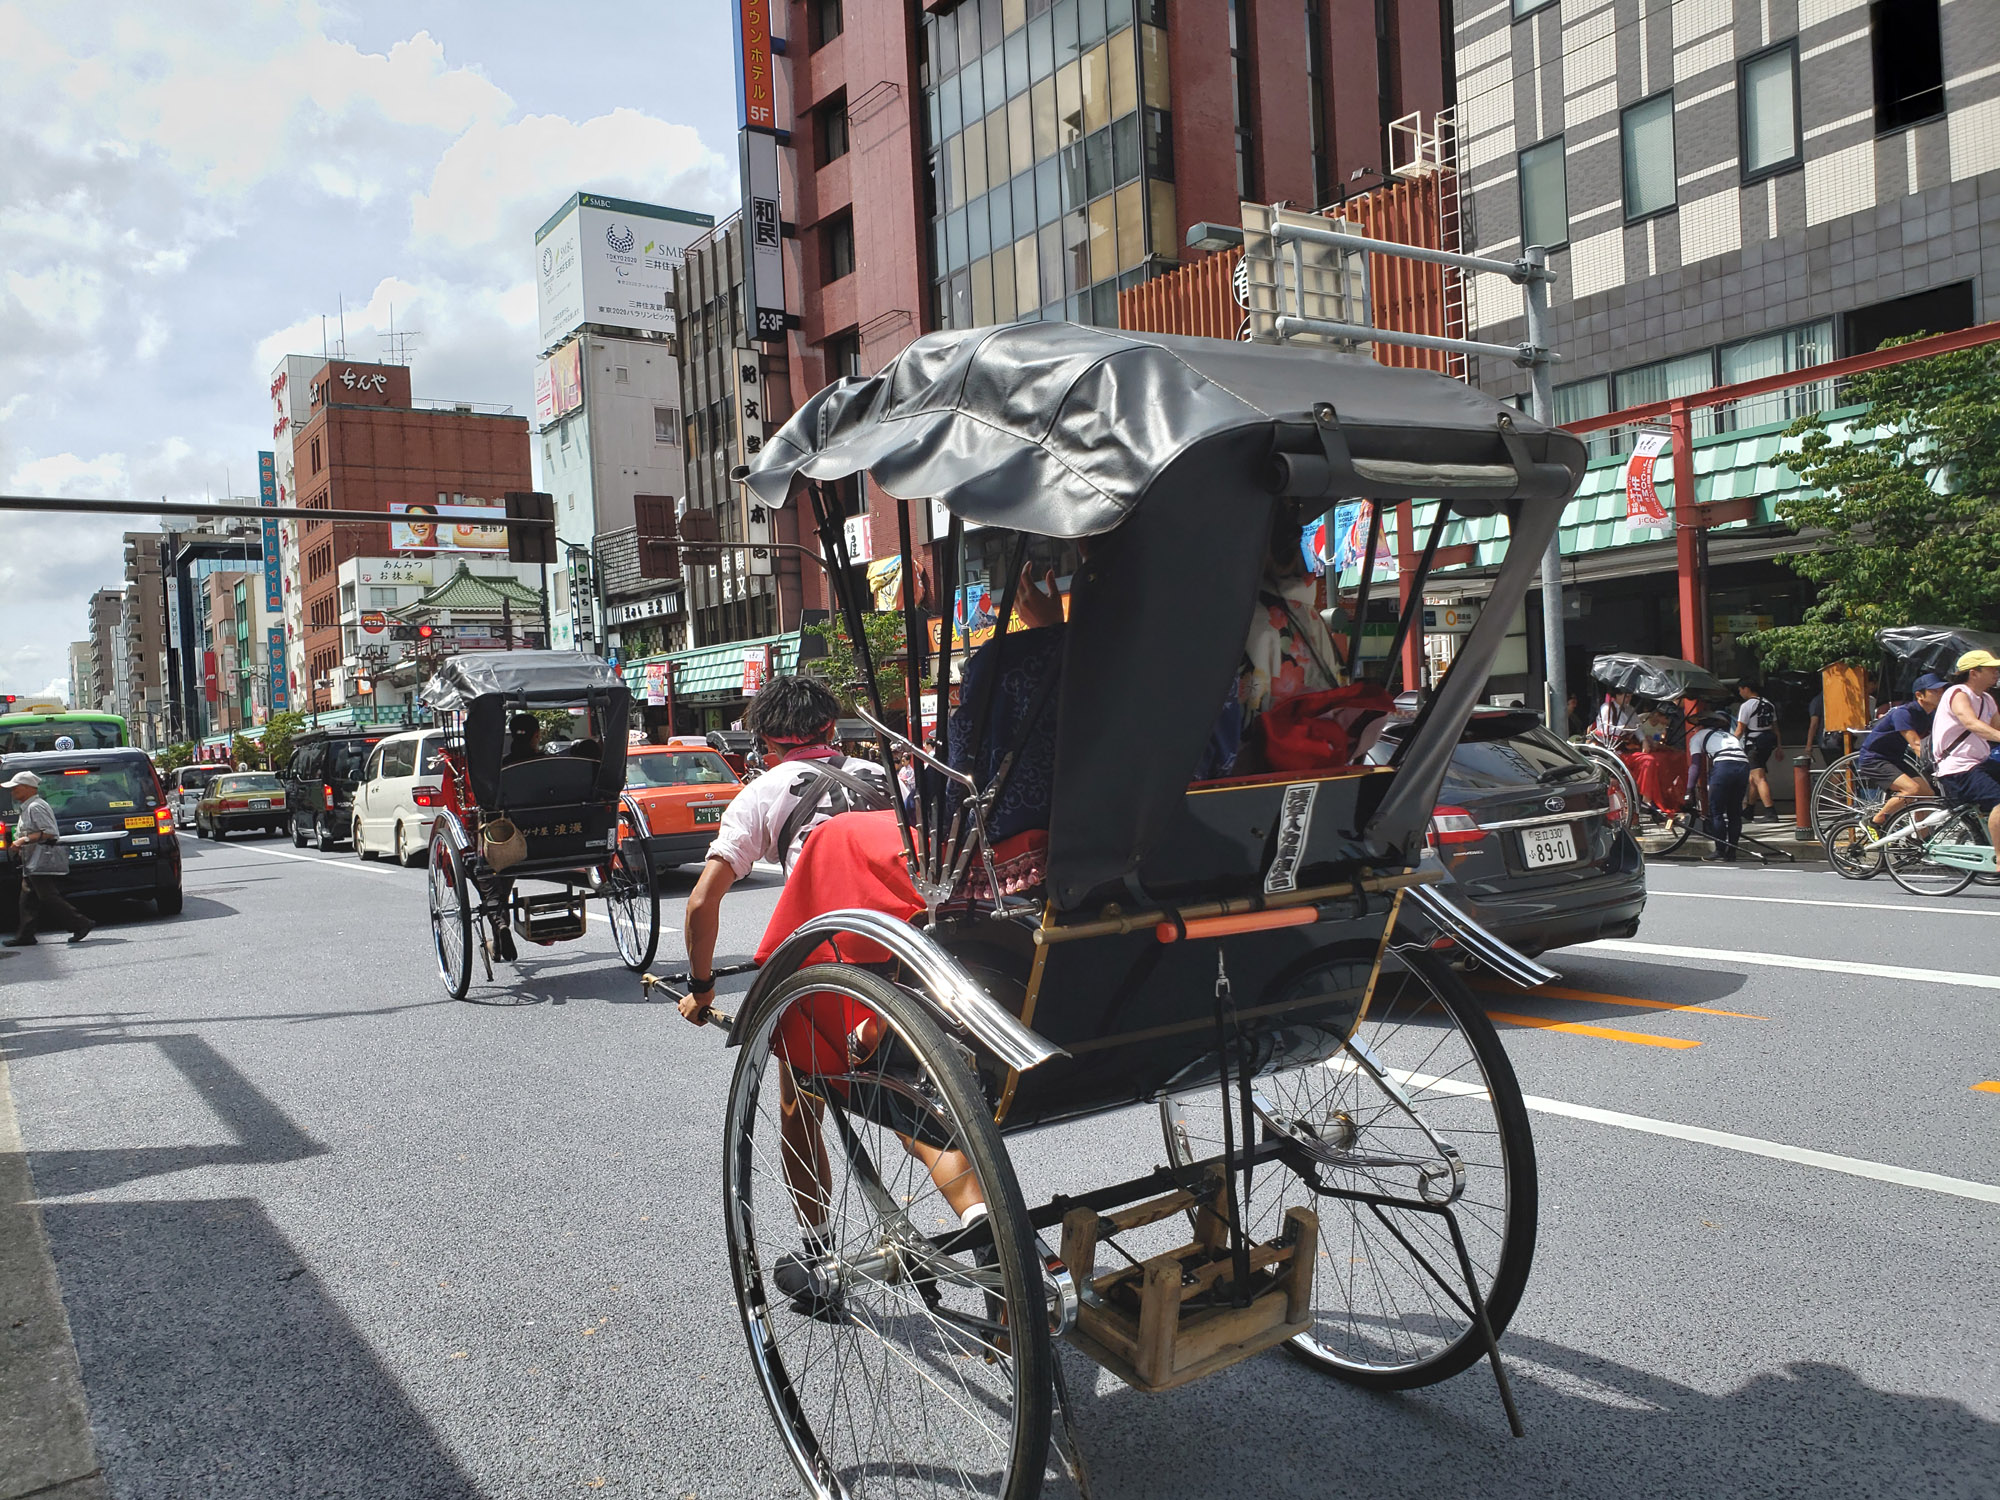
[1828,792,1997,896]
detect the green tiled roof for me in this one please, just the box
[1332,404,1876,582]
[622,631,801,698]
[405,563,544,612]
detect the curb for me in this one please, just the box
[0,1047,107,1500]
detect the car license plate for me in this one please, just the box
[68,842,111,862]
[1520,823,1577,869]
[692,804,724,825]
[249,799,271,808]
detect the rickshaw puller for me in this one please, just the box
[677,677,986,1313]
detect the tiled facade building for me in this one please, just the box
[1452,0,2000,424]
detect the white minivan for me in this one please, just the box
[351,729,446,865]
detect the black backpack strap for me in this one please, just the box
[773,757,891,870]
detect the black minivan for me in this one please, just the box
[0,749,183,926]
[282,728,391,852]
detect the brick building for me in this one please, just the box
[289,360,532,710]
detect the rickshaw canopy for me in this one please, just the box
[421,651,631,810]
[1876,625,2000,692]
[744,324,1588,908]
[1590,653,1732,703]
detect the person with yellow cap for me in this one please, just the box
[1930,650,2000,849]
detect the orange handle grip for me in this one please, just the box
[1155,905,1321,943]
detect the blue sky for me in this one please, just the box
[0,0,742,700]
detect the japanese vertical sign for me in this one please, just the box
[739,129,787,341]
[258,450,289,712]
[732,351,773,576]
[733,0,775,130]
[1623,429,1671,527]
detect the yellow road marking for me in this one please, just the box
[1483,1010,1701,1049]
[1973,1081,2000,1095]
[1474,981,1764,1021]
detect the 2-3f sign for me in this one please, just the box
[756,309,786,336]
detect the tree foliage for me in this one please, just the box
[1747,338,2000,669]
[229,733,262,769]
[802,612,908,712]
[157,741,194,772]
[258,709,309,772]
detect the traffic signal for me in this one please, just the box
[418,623,434,639]
[504,490,556,564]
[389,624,419,642]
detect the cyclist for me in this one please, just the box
[1858,673,1944,839]
[1688,711,1750,861]
[1734,680,1782,821]
[1931,650,2000,848]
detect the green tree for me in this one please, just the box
[229,733,262,769]
[258,709,309,772]
[532,708,578,741]
[802,612,908,712]
[157,741,194,772]
[1747,338,2000,670]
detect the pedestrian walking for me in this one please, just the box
[4,770,92,946]
[1734,680,1781,820]
[1689,711,1751,861]
[1930,650,2000,849]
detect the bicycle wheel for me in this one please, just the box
[725,964,1053,1500]
[1160,947,1536,1390]
[1810,753,1890,841]
[604,800,659,971]
[1581,744,1642,823]
[428,832,474,1001]
[1882,804,1979,897]
[1822,816,1884,880]
[1656,803,1704,857]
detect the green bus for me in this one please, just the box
[0,709,129,754]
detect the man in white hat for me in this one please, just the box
[5,770,92,946]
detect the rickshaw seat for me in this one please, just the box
[498,755,599,811]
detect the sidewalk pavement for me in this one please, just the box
[0,1043,107,1500]
[1638,810,1826,862]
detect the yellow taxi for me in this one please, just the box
[623,743,743,868]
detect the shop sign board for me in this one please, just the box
[389,502,508,553]
[732,0,776,130]
[1623,429,1671,527]
[607,594,680,625]
[534,341,585,425]
[359,560,432,586]
[360,611,386,636]
[1423,603,1480,633]
[742,645,771,695]
[534,192,714,348]
[257,451,283,613]
[843,513,871,563]
[267,626,289,712]
[738,130,787,341]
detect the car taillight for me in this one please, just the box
[323,783,334,804]
[156,805,174,833]
[1604,778,1629,828]
[1428,806,1484,847]
[412,786,440,808]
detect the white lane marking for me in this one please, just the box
[197,842,396,878]
[1646,888,1992,918]
[1346,1062,2000,1206]
[1573,938,2000,991]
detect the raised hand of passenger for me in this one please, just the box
[1015,565,1064,629]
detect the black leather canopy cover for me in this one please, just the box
[743,323,1589,908]
[422,651,630,811]
[1875,625,2000,691]
[1590,653,1732,702]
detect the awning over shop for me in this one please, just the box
[1336,405,1870,584]
[620,631,801,701]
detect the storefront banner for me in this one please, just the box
[267,626,289,712]
[645,662,667,707]
[258,451,283,613]
[390,502,508,553]
[742,646,770,695]
[1624,430,1671,527]
[954,582,997,636]
[1331,502,1397,579]
[866,556,902,610]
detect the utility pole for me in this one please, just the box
[1521,245,1566,733]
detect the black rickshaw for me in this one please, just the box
[421,651,659,998]
[668,324,1586,1500]
[1581,653,1733,832]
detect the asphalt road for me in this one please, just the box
[1,834,1996,1499]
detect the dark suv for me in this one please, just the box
[282,728,390,852]
[1368,708,1646,957]
[0,749,183,924]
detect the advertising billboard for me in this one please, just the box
[257,450,283,613]
[389,502,508,553]
[534,193,714,349]
[534,341,585,425]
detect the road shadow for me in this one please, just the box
[3,1032,327,1196]
[1519,952,1754,1003]
[39,1195,482,1500]
[1045,1329,2000,1500]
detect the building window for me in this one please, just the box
[1718,318,1835,429]
[814,0,843,46]
[822,212,856,283]
[1227,0,1255,200]
[1518,135,1568,250]
[1870,0,1944,134]
[1621,93,1677,220]
[614,365,629,383]
[1512,0,1556,16]
[1614,350,1715,439]
[1305,0,1329,208]
[655,405,681,444]
[309,438,322,473]
[818,95,850,165]
[1740,42,1801,181]
[824,332,861,382]
[369,587,399,607]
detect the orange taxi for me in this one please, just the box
[624,742,743,868]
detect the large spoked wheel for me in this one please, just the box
[1655,801,1704,857]
[1882,802,1980,898]
[725,964,1053,1500]
[428,833,474,1000]
[605,802,659,971]
[1810,752,1892,841]
[1580,743,1641,823]
[1161,947,1536,1390]
[1822,816,1884,880]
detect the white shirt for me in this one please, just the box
[1735,697,1777,735]
[1689,727,1748,765]
[706,749,889,878]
